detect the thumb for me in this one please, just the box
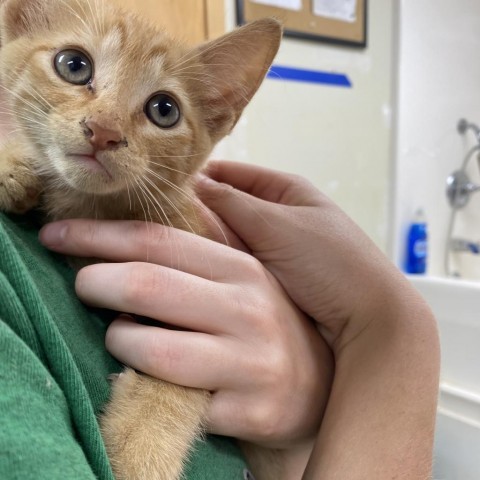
[196,174,280,250]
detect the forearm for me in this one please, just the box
[303,288,440,479]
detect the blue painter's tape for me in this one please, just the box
[267,65,352,88]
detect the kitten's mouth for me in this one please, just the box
[66,153,113,180]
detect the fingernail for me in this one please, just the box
[39,222,68,247]
[196,172,218,188]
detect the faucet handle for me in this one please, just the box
[446,170,480,208]
[450,237,480,254]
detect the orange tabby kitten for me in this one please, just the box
[0,0,281,478]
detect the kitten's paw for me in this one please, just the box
[0,162,41,214]
[101,368,210,480]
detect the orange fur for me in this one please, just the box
[0,0,282,478]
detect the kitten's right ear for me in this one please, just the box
[191,18,282,143]
[0,0,55,45]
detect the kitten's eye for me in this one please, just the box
[145,94,181,129]
[54,49,93,85]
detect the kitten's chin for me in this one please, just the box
[53,154,126,195]
[68,154,112,177]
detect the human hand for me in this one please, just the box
[39,219,333,450]
[197,160,423,352]
[197,161,440,480]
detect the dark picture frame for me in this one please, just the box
[236,0,367,48]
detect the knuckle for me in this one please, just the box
[242,255,268,282]
[246,402,284,441]
[261,348,291,388]
[144,333,182,375]
[233,292,270,334]
[128,221,170,252]
[76,220,104,251]
[121,263,162,305]
[237,289,280,336]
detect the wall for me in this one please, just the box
[392,1,480,278]
[213,0,396,251]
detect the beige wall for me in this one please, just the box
[214,0,396,251]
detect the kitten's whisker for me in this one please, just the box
[131,177,153,231]
[172,63,241,82]
[144,168,204,205]
[143,169,228,245]
[135,178,187,271]
[170,38,238,72]
[2,93,49,121]
[148,152,207,159]
[146,163,194,176]
[145,168,229,246]
[90,191,99,221]
[0,128,25,139]
[138,181,154,224]
[133,178,176,264]
[0,108,49,126]
[13,112,49,127]
[136,177,173,229]
[2,68,54,112]
[87,0,99,36]
[125,179,133,212]
[11,116,50,133]
[0,84,49,119]
[172,72,251,110]
[144,169,200,208]
[27,86,55,112]
[57,0,92,35]
[142,175,198,235]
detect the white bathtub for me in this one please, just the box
[409,275,480,480]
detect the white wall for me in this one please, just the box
[214,0,396,251]
[392,1,480,278]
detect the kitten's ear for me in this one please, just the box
[194,18,282,141]
[0,0,56,44]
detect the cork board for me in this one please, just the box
[236,0,367,47]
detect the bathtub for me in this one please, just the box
[409,275,480,479]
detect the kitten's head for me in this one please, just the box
[0,0,281,198]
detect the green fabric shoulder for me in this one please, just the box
[0,213,247,480]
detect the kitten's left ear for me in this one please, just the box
[0,0,57,45]
[193,18,282,141]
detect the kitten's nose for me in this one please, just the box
[85,120,125,151]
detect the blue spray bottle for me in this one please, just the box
[405,208,428,274]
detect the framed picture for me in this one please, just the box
[236,0,367,48]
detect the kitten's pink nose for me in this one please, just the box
[85,120,124,151]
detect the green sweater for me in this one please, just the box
[0,213,247,479]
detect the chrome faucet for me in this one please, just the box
[450,238,480,255]
[458,118,480,144]
[445,119,480,276]
[446,169,480,209]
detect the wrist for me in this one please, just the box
[304,280,440,479]
[331,268,435,358]
[242,438,315,480]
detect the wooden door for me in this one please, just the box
[110,0,225,44]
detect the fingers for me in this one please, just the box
[105,317,234,390]
[39,219,248,281]
[203,160,324,206]
[196,172,287,251]
[192,196,249,252]
[196,162,328,251]
[75,261,233,333]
